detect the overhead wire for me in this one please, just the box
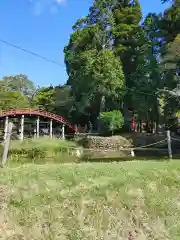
[126,87,157,97]
[0,38,169,99]
[0,38,65,67]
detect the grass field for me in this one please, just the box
[6,137,81,165]
[0,161,180,239]
[10,137,78,150]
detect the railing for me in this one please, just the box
[0,108,76,131]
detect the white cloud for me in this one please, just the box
[56,0,65,4]
[29,0,66,15]
[50,5,58,14]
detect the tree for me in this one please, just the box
[0,74,36,111]
[2,74,35,98]
[54,85,75,121]
[64,0,126,127]
[32,86,56,112]
[129,13,165,132]
[163,34,180,75]
[161,0,180,42]
[158,0,180,120]
[112,0,142,111]
[32,85,75,121]
[100,110,124,135]
[0,86,29,111]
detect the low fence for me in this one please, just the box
[82,140,168,160]
[66,132,179,160]
[6,137,174,160]
[1,127,180,166]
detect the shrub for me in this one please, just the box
[27,148,46,160]
[100,110,124,135]
[7,137,82,165]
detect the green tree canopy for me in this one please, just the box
[100,110,124,135]
[2,74,35,98]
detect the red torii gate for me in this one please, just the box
[0,109,77,133]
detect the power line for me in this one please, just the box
[0,39,165,99]
[127,87,157,97]
[0,38,65,67]
[121,86,157,97]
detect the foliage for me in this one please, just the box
[129,13,164,128]
[0,88,29,111]
[2,74,35,97]
[63,0,177,130]
[0,74,36,111]
[31,84,75,121]
[100,110,124,135]
[112,0,142,84]
[64,0,126,125]
[8,137,81,164]
[32,86,56,112]
[0,0,180,134]
[26,148,46,160]
[54,85,75,121]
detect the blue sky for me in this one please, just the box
[0,0,170,87]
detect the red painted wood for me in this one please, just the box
[0,109,76,132]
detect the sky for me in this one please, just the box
[0,0,171,87]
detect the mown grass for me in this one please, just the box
[0,161,180,239]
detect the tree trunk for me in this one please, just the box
[155,97,161,134]
[98,95,106,132]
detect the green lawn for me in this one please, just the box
[0,161,180,239]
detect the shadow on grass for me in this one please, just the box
[7,154,80,166]
[82,156,173,163]
[7,153,180,166]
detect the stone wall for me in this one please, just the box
[81,135,132,150]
